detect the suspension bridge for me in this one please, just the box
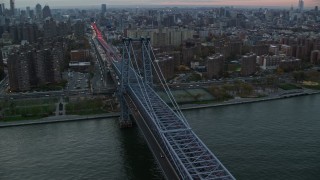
[91,23,235,180]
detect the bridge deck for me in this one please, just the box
[129,84,235,180]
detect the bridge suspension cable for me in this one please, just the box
[127,42,162,128]
[117,37,235,180]
[143,42,190,128]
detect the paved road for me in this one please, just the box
[125,95,180,180]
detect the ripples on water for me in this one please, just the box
[0,119,163,180]
[184,95,320,180]
[0,95,320,180]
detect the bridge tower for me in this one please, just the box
[119,38,132,128]
[119,37,154,128]
[141,38,153,86]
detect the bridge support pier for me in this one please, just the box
[119,97,132,128]
[119,120,132,128]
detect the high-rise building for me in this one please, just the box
[8,52,31,91]
[74,20,85,37]
[298,0,304,13]
[7,53,19,91]
[42,5,52,19]
[1,3,5,14]
[10,0,15,16]
[206,53,224,79]
[127,28,194,47]
[7,23,38,44]
[154,55,175,81]
[310,50,320,64]
[0,4,3,15]
[20,10,27,21]
[26,50,38,86]
[29,10,34,19]
[315,6,319,12]
[26,6,30,18]
[35,3,42,19]
[241,53,257,76]
[36,49,54,84]
[52,47,63,82]
[101,4,107,14]
[43,18,57,38]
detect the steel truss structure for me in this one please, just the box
[95,32,235,179]
[119,39,132,127]
[128,84,235,179]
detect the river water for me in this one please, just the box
[0,95,319,180]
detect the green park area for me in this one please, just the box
[158,80,275,106]
[292,70,320,90]
[32,81,67,91]
[0,98,58,121]
[158,88,216,105]
[65,98,109,115]
[278,83,302,90]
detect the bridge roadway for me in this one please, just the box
[124,93,180,179]
[92,23,235,179]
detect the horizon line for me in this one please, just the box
[15,4,318,10]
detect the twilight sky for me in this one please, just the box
[4,0,319,8]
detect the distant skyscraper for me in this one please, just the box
[315,6,319,12]
[10,0,15,16]
[101,4,107,14]
[0,4,3,15]
[29,10,34,19]
[298,0,304,13]
[42,5,52,19]
[26,6,30,18]
[1,3,5,14]
[35,3,42,19]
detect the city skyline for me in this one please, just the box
[1,0,319,8]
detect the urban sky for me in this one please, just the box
[6,0,320,8]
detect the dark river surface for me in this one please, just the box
[1,95,319,179]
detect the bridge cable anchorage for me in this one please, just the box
[144,42,190,128]
[128,42,161,127]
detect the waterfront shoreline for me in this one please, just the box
[179,89,320,110]
[0,113,120,128]
[1,89,319,128]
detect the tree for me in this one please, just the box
[208,85,232,101]
[293,71,305,82]
[276,67,284,75]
